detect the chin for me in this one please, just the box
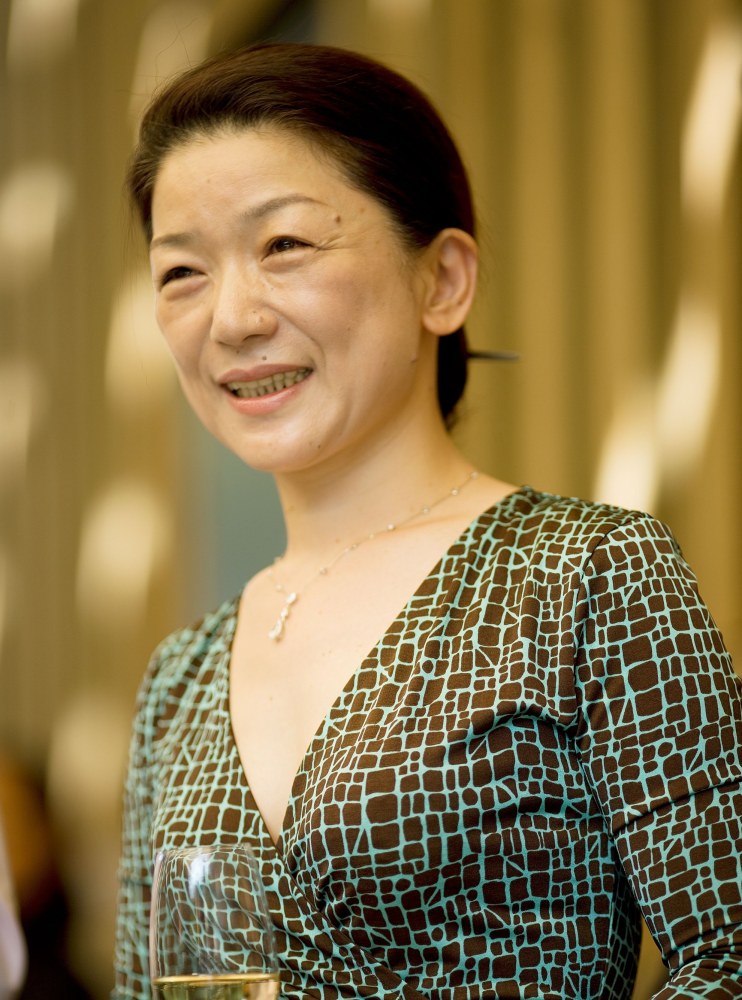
[220,437,330,476]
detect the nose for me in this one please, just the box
[209,264,278,347]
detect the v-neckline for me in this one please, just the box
[226,486,531,853]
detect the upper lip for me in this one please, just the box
[218,364,312,385]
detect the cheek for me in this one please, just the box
[156,304,203,371]
[173,368,218,437]
[308,270,393,347]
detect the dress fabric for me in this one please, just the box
[113,487,742,999]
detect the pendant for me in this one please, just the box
[268,592,297,641]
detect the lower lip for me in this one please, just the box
[222,376,311,415]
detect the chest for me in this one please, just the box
[148,600,622,1000]
[152,609,597,863]
[229,549,444,841]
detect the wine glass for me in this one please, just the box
[150,844,280,1000]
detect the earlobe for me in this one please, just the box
[422,228,478,337]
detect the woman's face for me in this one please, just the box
[149,127,443,476]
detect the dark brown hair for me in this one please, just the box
[128,43,476,423]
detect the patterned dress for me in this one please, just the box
[113,487,742,998]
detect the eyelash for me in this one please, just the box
[266,236,309,254]
[159,266,197,288]
[157,236,310,287]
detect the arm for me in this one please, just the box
[574,515,742,997]
[112,651,162,999]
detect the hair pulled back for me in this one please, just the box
[128,43,476,423]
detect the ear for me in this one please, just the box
[420,228,478,337]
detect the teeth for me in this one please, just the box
[227,368,311,399]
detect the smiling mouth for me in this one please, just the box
[226,368,312,399]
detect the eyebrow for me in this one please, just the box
[149,194,328,251]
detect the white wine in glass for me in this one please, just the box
[150,845,280,1000]
[151,974,278,1000]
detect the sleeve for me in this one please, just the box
[112,646,164,1000]
[573,514,742,998]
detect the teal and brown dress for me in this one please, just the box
[113,488,742,998]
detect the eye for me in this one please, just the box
[266,236,309,255]
[158,265,198,288]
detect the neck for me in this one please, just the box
[272,419,472,564]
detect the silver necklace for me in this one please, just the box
[266,470,479,641]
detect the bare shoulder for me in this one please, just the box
[461,473,521,520]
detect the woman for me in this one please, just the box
[114,43,742,998]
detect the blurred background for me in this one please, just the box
[1,0,740,996]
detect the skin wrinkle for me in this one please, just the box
[149,128,447,484]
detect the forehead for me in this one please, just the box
[149,125,409,253]
[154,125,354,201]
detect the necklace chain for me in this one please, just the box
[266,470,479,641]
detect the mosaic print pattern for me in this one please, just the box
[113,488,742,998]
[150,846,277,977]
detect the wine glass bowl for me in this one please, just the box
[150,845,279,1000]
